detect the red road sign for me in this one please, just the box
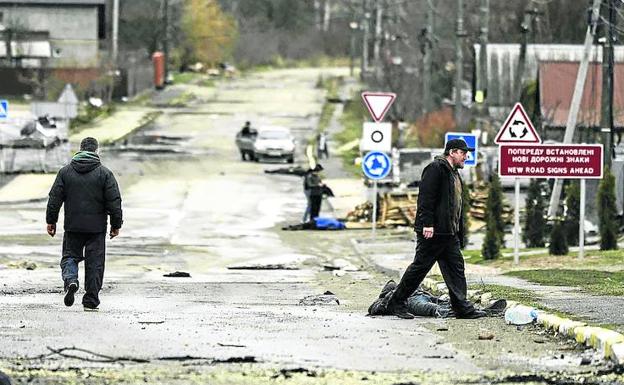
[361,92,396,122]
[495,103,542,144]
[499,144,603,179]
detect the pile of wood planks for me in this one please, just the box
[344,191,418,228]
[469,183,513,223]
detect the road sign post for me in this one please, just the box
[361,92,396,238]
[494,103,543,265]
[580,179,586,260]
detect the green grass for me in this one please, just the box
[69,104,115,133]
[171,71,202,84]
[468,283,543,309]
[336,95,368,176]
[506,269,624,296]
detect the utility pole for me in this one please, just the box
[547,0,601,218]
[454,0,466,125]
[112,0,119,66]
[515,11,530,102]
[476,0,489,106]
[323,0,331,32]
[162,0,169,83]
[601,0,616,168]
[361,0,370,80]
[422,0,434,115]
[373,0,383,81]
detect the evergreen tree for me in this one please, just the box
[523,179,546,247]
[487,174,505,247]
[549,219,569,255]
[482,213,501,260]
[461,182,471,249]
[564,181,581,245]
[482,175,504,260]
[597,168,619,250]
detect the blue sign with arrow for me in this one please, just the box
[0,100,7,119]
[362,151,392,180]
[444,132,478,167]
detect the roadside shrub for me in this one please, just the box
[482,174,504,259]
[597,168,619,250]
[564,180,581,245]
[549,219,569,256]
[523,179,546,247]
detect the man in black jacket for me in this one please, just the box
[46,137,123,311]
[386,138,486,319]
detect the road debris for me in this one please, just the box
[227,264,298,270]
[478,331,495,340]
[163,271,191,278]
[272,368,317,379]
[217,343,246,348]
[300,291,340,306]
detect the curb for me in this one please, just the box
[422,279,624,365]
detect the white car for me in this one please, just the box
[253,126,295,163]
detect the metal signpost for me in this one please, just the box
[362,151,392,237]
[361,91,396,237]
[495,103,542,265]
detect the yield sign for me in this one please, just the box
[494,103,542,144]
[361,92,396,122]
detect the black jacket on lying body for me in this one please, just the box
[46,152,123,233]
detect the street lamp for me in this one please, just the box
[349,21,359,77]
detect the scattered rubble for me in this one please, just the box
[300,291,340,306]
[227,264,298,270]
[163,271,191,278]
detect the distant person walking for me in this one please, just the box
[316,132,329,159]
[385,139,486,319]
[46,137,123,312]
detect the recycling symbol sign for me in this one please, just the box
[362,151,392,180]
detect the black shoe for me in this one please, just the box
[64,282,78,307]
[456,308,487,319]
[388,299,415,319]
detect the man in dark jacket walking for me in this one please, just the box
[386,138,486,319]
[46,137,123,311]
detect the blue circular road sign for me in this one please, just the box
[362,151,391,180]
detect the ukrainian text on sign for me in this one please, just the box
[499,144,603,179]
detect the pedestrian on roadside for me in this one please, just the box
[385,138,486,319]
[46,137,123,312]
[304,164,325,221]
[316,132,329,159]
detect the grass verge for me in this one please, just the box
[506,269,624,296]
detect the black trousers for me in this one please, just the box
[60,231,106,308]
[309,194,322,220]
[393,234,474,315]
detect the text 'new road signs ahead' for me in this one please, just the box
[0,100,8,119]
[444,132,478,167]
[361,92,396,122]
[495,103,541,144]
[499,144,603,179]
[362,151,392,180]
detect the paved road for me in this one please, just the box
[0,68,616,384]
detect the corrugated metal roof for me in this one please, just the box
[474,44,624,108]
[0,0,105,4]
[539,61,624,128]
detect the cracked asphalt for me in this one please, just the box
[0,68,621,384]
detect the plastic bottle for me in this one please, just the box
[504,305,538,325]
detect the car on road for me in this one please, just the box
[251,126,295,163]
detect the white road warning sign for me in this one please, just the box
[494,103,542,144]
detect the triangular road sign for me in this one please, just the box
[361,92,396,122]
[495,103,542,144]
